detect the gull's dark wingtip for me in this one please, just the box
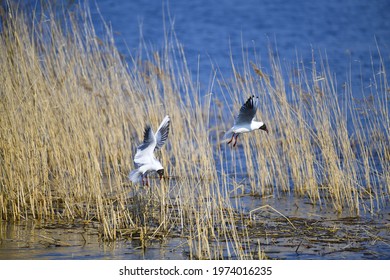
[143,125,151,137]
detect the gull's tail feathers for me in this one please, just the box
[224,129,234,140]
[129,169,143,184]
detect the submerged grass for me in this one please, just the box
[0,2,389,259]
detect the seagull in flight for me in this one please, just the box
[129,116,170,185]
[225,95,268,147]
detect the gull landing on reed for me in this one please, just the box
[129,116,170,185]
[224,95,268,147]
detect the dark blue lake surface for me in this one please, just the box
[89,0,390,98]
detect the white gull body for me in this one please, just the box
[129,115,170,185]
[225,96,268,147]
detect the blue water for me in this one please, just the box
[89,0,390,98]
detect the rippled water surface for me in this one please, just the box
[90,0,390,98]
[1,197,389,260]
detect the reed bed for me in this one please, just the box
[0,3,388,259]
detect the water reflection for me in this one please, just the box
[1,196,389,260]
[0,220,186,260]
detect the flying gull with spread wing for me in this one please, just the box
[225,95,268,147]
[129,115,170,185]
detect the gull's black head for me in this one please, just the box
[260,123,268,134]
[157,169,164,179]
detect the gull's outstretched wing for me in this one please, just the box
[138,126,156,151]
[235,96,258,125]
[155,115,170,151]
[134,125,156,166]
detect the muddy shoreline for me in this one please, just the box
[1,197,389,260]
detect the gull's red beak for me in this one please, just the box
[157,169,164,180]
[260,124,268,134]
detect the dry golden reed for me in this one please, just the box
[0,2,388,259]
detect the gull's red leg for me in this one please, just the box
[145,174,149,187]
[233,134,239,147]
[227,133,235,145]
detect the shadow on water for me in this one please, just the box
[1,194,389,260]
